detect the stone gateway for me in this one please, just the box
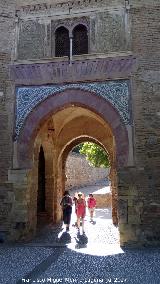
[0,0,160,246]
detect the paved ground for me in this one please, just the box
[0,184,160,284]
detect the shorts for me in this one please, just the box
[88,208,95,214]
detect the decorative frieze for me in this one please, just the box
[10,53,136,85]
[16,0,121,18]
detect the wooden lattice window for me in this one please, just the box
[55,26,70,57]
[73,24,88,55]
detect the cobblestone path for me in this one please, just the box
[30,207,120,255]
[0,184,160,284]
[30,182,120,254]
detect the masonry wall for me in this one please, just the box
[65,153,109,189]
[0,0,15,181]
[118,2,160,245]
[132,4,160,244]
[0,1,16,240]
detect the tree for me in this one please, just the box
[79,142,110,168]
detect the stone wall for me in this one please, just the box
[0,0,16,240]
[0,0,15,181]
[65,153,109,189]
[118,3,160,246]
[95,194,111,208]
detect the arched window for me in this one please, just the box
[55,26,70,57]
[73,24,88,55]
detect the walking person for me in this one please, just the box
[72,192,78,227]
[60,190,73,231]
[76,192,86,234]
[87,193,96,222]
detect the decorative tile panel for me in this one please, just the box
[15,80,131,140]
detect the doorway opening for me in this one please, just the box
[15,89,129,244]
[56,140,120,251]
[37,146,46,214]
[37,145,47,227]
[66,141,112,219]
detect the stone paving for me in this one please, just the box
[0,184,160,284]
[31,207,119,249]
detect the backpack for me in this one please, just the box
[61,195,72,209]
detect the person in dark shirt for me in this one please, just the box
[60,190,73,231]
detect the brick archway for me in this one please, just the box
[16,89,129,169]
[61,135,110,162]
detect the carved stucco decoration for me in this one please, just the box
[51,16,90,34]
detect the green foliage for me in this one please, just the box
[79,142,110,168]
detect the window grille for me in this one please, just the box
[73,24,88,55]
[55,26,70,57]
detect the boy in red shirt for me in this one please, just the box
[87,193,96,222]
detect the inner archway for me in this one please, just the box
[59,131,118,224]
[65,141,110,190]
[65,141,112,221]
[56,137,120,250]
